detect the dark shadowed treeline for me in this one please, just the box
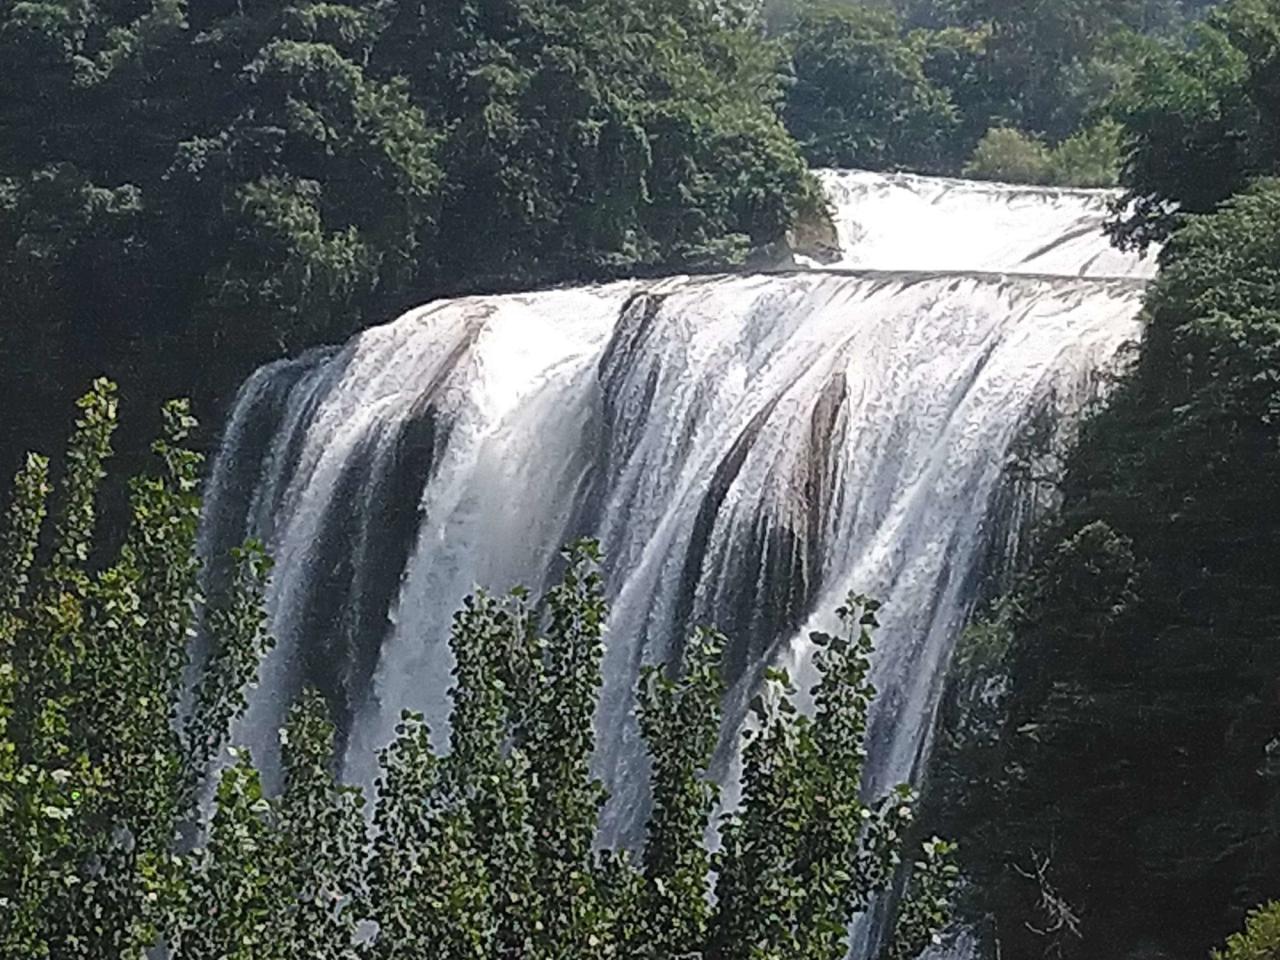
[0,0,816,483]
[928,4,1280,956]
[775,0,1224,184]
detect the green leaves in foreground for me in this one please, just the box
[0,382,956,959]
[1212,901,1280,960]
[350,569,957,960]
[0,379,278,960]
[708,595,957,960]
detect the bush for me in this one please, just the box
[962,121,1124,188]
[963,127,1053,184]
[1049,119,1123,188]
[1213,902,1280,960]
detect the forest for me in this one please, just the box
[1,0,1279,958]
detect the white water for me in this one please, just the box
[200,170,1152,953]
[812,168,1157,280]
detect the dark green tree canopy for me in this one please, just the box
[1110,0,1280,249]
[931,178,1280,960]
[782,5,958,172]
[0,0,814,484]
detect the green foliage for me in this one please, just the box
[0,0,814,488]
[0,380,276,960]
[774,0,1181,179]
[931,179,1280,958]
[963,120,1123,186]
[0,454,49,624]
[1110,0,1280,249]
[396,0,812,275]
[527,541,611,957]
[884,838,962,960]
[187,543,275,778]
[635,627,726,956]
[180,750,288,960]
[0,389,956,957]
[782,5,959,172]
[366,709,490,960]
[1213,902,1280,960]
[952,0,1152,138]
[707,594,958,960]
[359,554,955,960]
[278,690,366,960]
[963,127,1053,184]
[1048,119,1123,187]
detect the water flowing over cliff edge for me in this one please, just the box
[199,170,1154,866]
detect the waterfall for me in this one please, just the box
[810,168,1158,280]
[200,171,1153,901]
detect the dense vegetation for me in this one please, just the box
[1110,0,1280,248]
[929,2,1280,956]
[775,0,1221,181]
[0,383,957,959]
[0,0,816,482]
[1214,902,1280,960]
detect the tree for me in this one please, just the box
[955,0,1147,139]
[962,120,1123,186]
[379,0,815,281]
[782,5,958,172]
[357,554,958,960]
[0,0,445,486]
[1109,0,1280,249]
[0,0,817,494]
[772,0,1186,179]
[277,690,367,960]
[179,751,289,960]
[963,127,1053,183]
[0,380,273,959]
[931,180,1280,959]
[706,594,953,960]
[0,382,956,959]
[633,627,725,957]
[1048,119,1123,187]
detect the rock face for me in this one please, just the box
[788,199,843,265]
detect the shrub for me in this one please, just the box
[1049,119,1124,188]
[963,127,1053,184]
[962,121,1124,188]
[1213,902,1280,960]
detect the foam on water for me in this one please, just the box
[811,168,1156,280]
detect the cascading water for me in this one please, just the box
[810,168,1157,280]
[200,169,1153,953]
